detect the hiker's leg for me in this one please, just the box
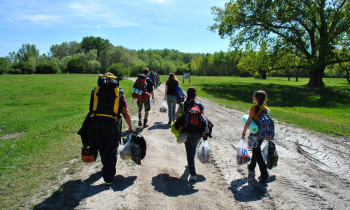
[255,140,268,179]
[99,122,120,183]
[144,99,151,120]
[169,95,177,122]
[167,95,176,122]
[249,140,263,170]
[185,133,202,176]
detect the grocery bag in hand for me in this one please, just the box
[236,140,250,165]
[159,101,168,113]
[197,140,211,163]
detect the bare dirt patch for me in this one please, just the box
[0,131,25,140]
[31,82,350,209]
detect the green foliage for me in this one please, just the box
[35,63,60,74]
[50,41,81,59]
[210,0,350,87]
[16,44,39,62]
[0,57,11,74]
[67,57,85,73]
[107,63,130,79]
[81,36,111,55]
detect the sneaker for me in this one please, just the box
[104,181,114,186]
[189,175,197,182]
[138,120,142,126]
[143,119,148,128]
[258,176,269,183]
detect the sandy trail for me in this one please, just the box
[33,82,350,209]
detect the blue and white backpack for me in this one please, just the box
[257,109,275,140]
[175,85,185,104]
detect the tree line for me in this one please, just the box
[0,35,348,83]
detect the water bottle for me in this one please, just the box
[151,99,154,105]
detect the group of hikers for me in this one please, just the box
[78,68,273,185]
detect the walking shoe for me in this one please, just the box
[138,116,142,126]
[143,119,148,128]
[258,176,269,183]
[189,175,197,182]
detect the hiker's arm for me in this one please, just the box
[242,111,253,140]
[122,107,134,134]
[174,105,182,120]
[151,91,155,102]
[164,85,168,101]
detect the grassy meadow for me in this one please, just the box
[0,74,349,208]
[0,74,136,209]
[161,75,350,138]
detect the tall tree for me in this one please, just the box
[81,36,111,56]
[16,44,39,62]
[210,0,350,87]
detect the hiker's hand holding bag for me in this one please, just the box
[120,135,133,160]
[159,101,168,113]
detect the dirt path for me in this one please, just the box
[33,82,350,209]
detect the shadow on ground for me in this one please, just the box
[202,83,350,108]
[152,167,205,197]
[33,172,137,209]
[148,122,171,130]
[230,175,276,202]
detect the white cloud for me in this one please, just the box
[24,14,60,24]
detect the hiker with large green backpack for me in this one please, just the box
[241,90,274,184]
[174,87,205,182]
[79,72,134,186]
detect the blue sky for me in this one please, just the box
[0,0,231,57]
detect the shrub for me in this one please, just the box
[67,57,85,73]
[107,63,130,79]
[36,63,60,74]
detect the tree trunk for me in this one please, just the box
[295,69,299,82]
[307,68,325,87]
[346,69,350,84]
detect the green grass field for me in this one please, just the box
[161,75,350,137]
[0,74,136,209]
[0,74,349,208]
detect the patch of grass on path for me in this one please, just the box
[0,74,135,209]
[161,76,350,138]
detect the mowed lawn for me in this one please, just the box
[161,75,350,138]
[0,74,136,209]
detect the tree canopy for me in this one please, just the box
[210,0,350,87]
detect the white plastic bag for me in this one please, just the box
[236,140,250,165]
[197,140,211,163]
[177,132,188,143]
[159,101,168,113]
[120,135,133,160]
[262,142,269,162]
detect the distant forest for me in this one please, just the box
[0,36,346,80]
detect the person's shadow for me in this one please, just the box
[230,175,276,202]
[148,122,171,130]
[151,167,205,197]
[33,172,137,209]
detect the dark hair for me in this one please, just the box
[186,87,197,101]
[143,68,149,75]
[168,73,177,81]
[254,90,267,115]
